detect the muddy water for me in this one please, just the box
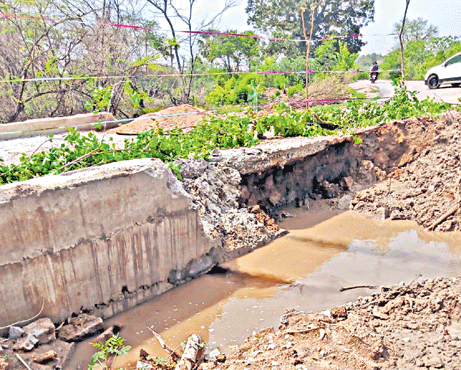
[69,210,461,369]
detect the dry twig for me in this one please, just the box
[175,334,203,370]
[15,353,32,370]
[285,327,321,334]
[340,285,378,292]
[58,146,101,172]
[310,110,338,130]
[147,327,181,361]
[425,176,461,231]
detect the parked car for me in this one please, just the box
[425,52,461,89]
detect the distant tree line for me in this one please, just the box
[4,1,459,122]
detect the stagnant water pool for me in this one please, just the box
[69,209,461,369]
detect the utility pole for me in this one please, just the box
[301,2,319,109]
[399,0,411,81]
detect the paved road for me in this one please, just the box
[351,80,461,104]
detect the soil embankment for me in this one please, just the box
[352,111,461,231]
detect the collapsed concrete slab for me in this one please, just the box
[0,158,221,327]
[0,115,431,328]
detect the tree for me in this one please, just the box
[314,39,358,75]
[0,0,164,122]
[198,30,260,72]
[245,0,375,55]
[145,0,237,103]
[381,37,461,81]
[393,17,438,47]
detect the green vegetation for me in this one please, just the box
[377,18,461,80]
[0,0,458,123]
[1,4,459,187]
[88,334,131,370]
[1,87,456,185]
[382,37,461,80]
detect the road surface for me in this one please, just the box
[350,80,461,105]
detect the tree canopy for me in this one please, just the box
[245,0,375,55]
[393,17,439,47]
[198,31,260,72]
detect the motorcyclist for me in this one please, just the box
[370,61,379,81]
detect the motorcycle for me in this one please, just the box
[370,72,378,83]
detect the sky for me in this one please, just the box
[177,0,461,56]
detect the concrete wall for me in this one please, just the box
[0,159,220,327]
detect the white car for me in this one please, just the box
[425,52,461,89]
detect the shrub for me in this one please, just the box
[287,84,304,97]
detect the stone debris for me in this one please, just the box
[137,360,155,369]
[13,333,39,351]
[23,318,55,344]
[208,348,221,361]
[2,317,78,370]
[33,350,57,363]
[8,326,24,340]
[59,314,104,342]
[180,161,283,256]
[0,357,7,370]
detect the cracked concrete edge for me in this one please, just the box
[0,158,186,204]
[206,118,427,175]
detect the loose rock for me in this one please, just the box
[9,326,24,340]
[0,357,7,370]
[13,334,38,351]
[23,318,55,344]
[59,314,104,342]
[33,350,57,364]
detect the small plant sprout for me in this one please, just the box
[88,334,131,370]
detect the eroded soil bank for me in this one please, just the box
[177,111,444,258]
[353,111,461,231]
[201,277,461,370]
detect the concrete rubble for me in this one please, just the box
[23,318,55,344]
[0,313,101,369]
[59,314,104,342]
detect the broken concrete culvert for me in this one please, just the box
[0,112,455,325]
[1,111,461,367]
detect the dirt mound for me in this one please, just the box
[352,111,461,231]
[112,104,208,135]
[200,277,461,369]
